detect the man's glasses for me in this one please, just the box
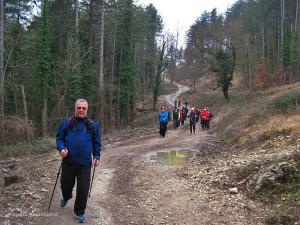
[77,107,87,110]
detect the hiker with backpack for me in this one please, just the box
[184,106,188,119]
[206,107,213,129]
[188,107,197,134]
[200,107,210,130]
[158,106,169,137]
[178,97,182,108]
[195,107,200,123]
[180,106,186,126]
[171,106,180,129]
[56,99,102,223]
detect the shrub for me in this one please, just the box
[265,90,300,114]
[0,137,55,159]
[0,116,34,145]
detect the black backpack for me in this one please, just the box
[66,116,94,133]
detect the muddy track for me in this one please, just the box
[2,81,272,225]
[42,121,269,224]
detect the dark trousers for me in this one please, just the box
[173,119,179,129]
[61,162,91,215]
[207,119,211,129]
[190,122,195,134]
[159,122,168,137]
[180,119,185,125]
[201,120,208,129]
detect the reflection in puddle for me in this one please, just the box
[150,150,193,165]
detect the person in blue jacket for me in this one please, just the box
[56,99,101,223]
[158,106,169,137]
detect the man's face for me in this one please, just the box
[75,102,88,118]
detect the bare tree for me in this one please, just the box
[109,21,117,130]
[297,0,300,73]
[75,0,79,31]
[21,85,31,144]
[0,0,3,124]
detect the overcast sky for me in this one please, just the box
[136,0,237,48]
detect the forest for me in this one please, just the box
[0,0,299,144]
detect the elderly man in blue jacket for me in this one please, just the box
[56,98,101,223]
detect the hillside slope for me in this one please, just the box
[1,77,300,224]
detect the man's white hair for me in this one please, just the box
[75,99,88,108]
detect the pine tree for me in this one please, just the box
[119,0,136,126]
[38,0,51,137]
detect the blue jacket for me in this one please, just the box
[56,116,102,166]
[158,111,169,123]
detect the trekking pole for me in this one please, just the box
[88,165,96,197]
[48,162,62,210]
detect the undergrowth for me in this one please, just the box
[227,152,300,225]
[184,79,300,224]
[0,138,56,160]
[265,89,300,114]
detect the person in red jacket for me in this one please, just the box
[177,97,182,108]
[180,106,186,126]
[200,107,209,130]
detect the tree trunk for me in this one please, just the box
[281,0,285,72]
[262,26,265,65]
[98,0,105,133]
[297,0,300,74]
[109,21,117,130]
[21,85,31,144]
[222,88,230,101]
[0,0,4,125]
[42,99,48,137]
[75,0,79,31]
[142,46,146,111]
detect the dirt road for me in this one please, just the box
[1,82,273,225]
[38,82,270,225]
[42,126,270,225]
[163,81,189,106]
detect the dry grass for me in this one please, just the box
[184,77,300,223]
[173,73,300,222]
[173,74,300,153]
[0,137,56,160]
[0,116,34,145]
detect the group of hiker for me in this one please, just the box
[188,106,213,134]
[174,96,183,108]
[158,98,213,137]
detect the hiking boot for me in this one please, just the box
[60,198,68,207]
[75,214,86,223]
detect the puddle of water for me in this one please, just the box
[150,150,193,165]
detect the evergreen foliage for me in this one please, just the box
[3,0,300,141]
[38,0,51,98]
[119,0,136,126]
[211,46,236,100]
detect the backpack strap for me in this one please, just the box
[66,115,94,133]
[67,116,77,130]
[85,117,94,133]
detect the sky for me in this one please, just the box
[136,0,238,48]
